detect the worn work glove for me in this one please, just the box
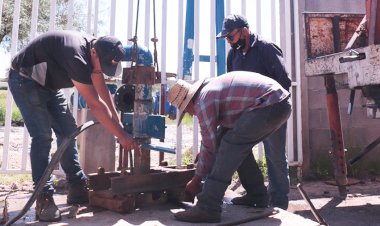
[182,175,202,202]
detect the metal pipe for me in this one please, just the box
[176,0,184,167]
[294,0,304,167]
[325,76,348,197]
[297,183,329,226]
[193,0,200,160]
[110,0,116,36]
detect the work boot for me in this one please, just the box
[269,196,289,210]
[67,180,89,205]
[35,193,61,222]
[174,205,221,223]
[231,193,269,208]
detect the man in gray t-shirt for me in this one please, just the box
[9,30,136,222]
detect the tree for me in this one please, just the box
[0,0,86,51]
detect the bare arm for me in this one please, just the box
[72,78,135,150]
[91,73,121,126]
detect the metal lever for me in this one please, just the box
[339,50,366,63]
[141,143,176,154]
[297,183,329,226]
[349,135,380,165]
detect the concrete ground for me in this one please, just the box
[2,179,380,226]
[3,189,317,226]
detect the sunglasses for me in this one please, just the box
[226,29,242,41]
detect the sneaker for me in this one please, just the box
[231,194,269,208]
[67,180,89,205]
[35,193,61,222]
[174,205,221,223]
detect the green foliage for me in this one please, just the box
[181,147,194,165]
[165,112,193,125]
[346,147,380,178]
[257,160,268,180]
[310,155,334,180]
[0,90,23,125]
[0,105,5,126]
[0,174,32,186]
[168,146,193,166]
[1,0,87,50]
[181,113,193,125]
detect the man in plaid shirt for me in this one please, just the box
[169,71,291,223]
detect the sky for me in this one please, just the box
[0,0,278,79]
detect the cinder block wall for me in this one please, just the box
[301,0,380,178]
[306,76,380,178]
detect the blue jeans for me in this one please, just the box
[8,70,86,194]
[263,122,289,207]
[236,122,289,209]
[196,99,291,212]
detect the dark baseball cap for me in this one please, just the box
[216,14,249,39]
[94,36,125,77]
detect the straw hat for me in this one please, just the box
[168,78,205,126]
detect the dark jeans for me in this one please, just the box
[196,99,291,212]
[8,70,86,194]
[238,122,289,208]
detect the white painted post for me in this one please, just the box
[241,0,246,16]
[110,0,116,36]
[87,0,93,34]
[94,0,99,36]
[2,0,22,172]
[271,0,276,43]
[192,0,200,160]
[49,0,56,31]
[256,0,262,34]
[127,0,134,43]
[210,0,216,78]
[176,0,185,167]
[0,0,3,30]
[144,0,151,47]
[294,0,303,166]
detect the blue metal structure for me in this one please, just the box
[215,0,226,75]
[182,0,195,77]
[182,0,226,77]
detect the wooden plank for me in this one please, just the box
[111,167,195,194]
[89,190,135,213]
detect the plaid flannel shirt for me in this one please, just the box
[193,71,290,177]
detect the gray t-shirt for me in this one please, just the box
[12,30,95,90]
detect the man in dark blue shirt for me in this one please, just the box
[216,14,292,210]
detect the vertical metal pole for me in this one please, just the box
[193,0,200,160]
[216,0,225,76]
[159,0,168,165]
[0,0,3,31]
[182,0,194,78]
[325,76,348,197]
[93,0,99,36]
[3,0,22,172]
[210,0,216,78]
[176,0,185,167]
[133,84,152,175]
[86,0,92,34]
[110,0,116,36]
[49,0,56,31]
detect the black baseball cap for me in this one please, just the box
[216,14,249,39]
[94,36,125,77]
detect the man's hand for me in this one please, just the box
[119,134,137,151]
[183,175,202,202]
